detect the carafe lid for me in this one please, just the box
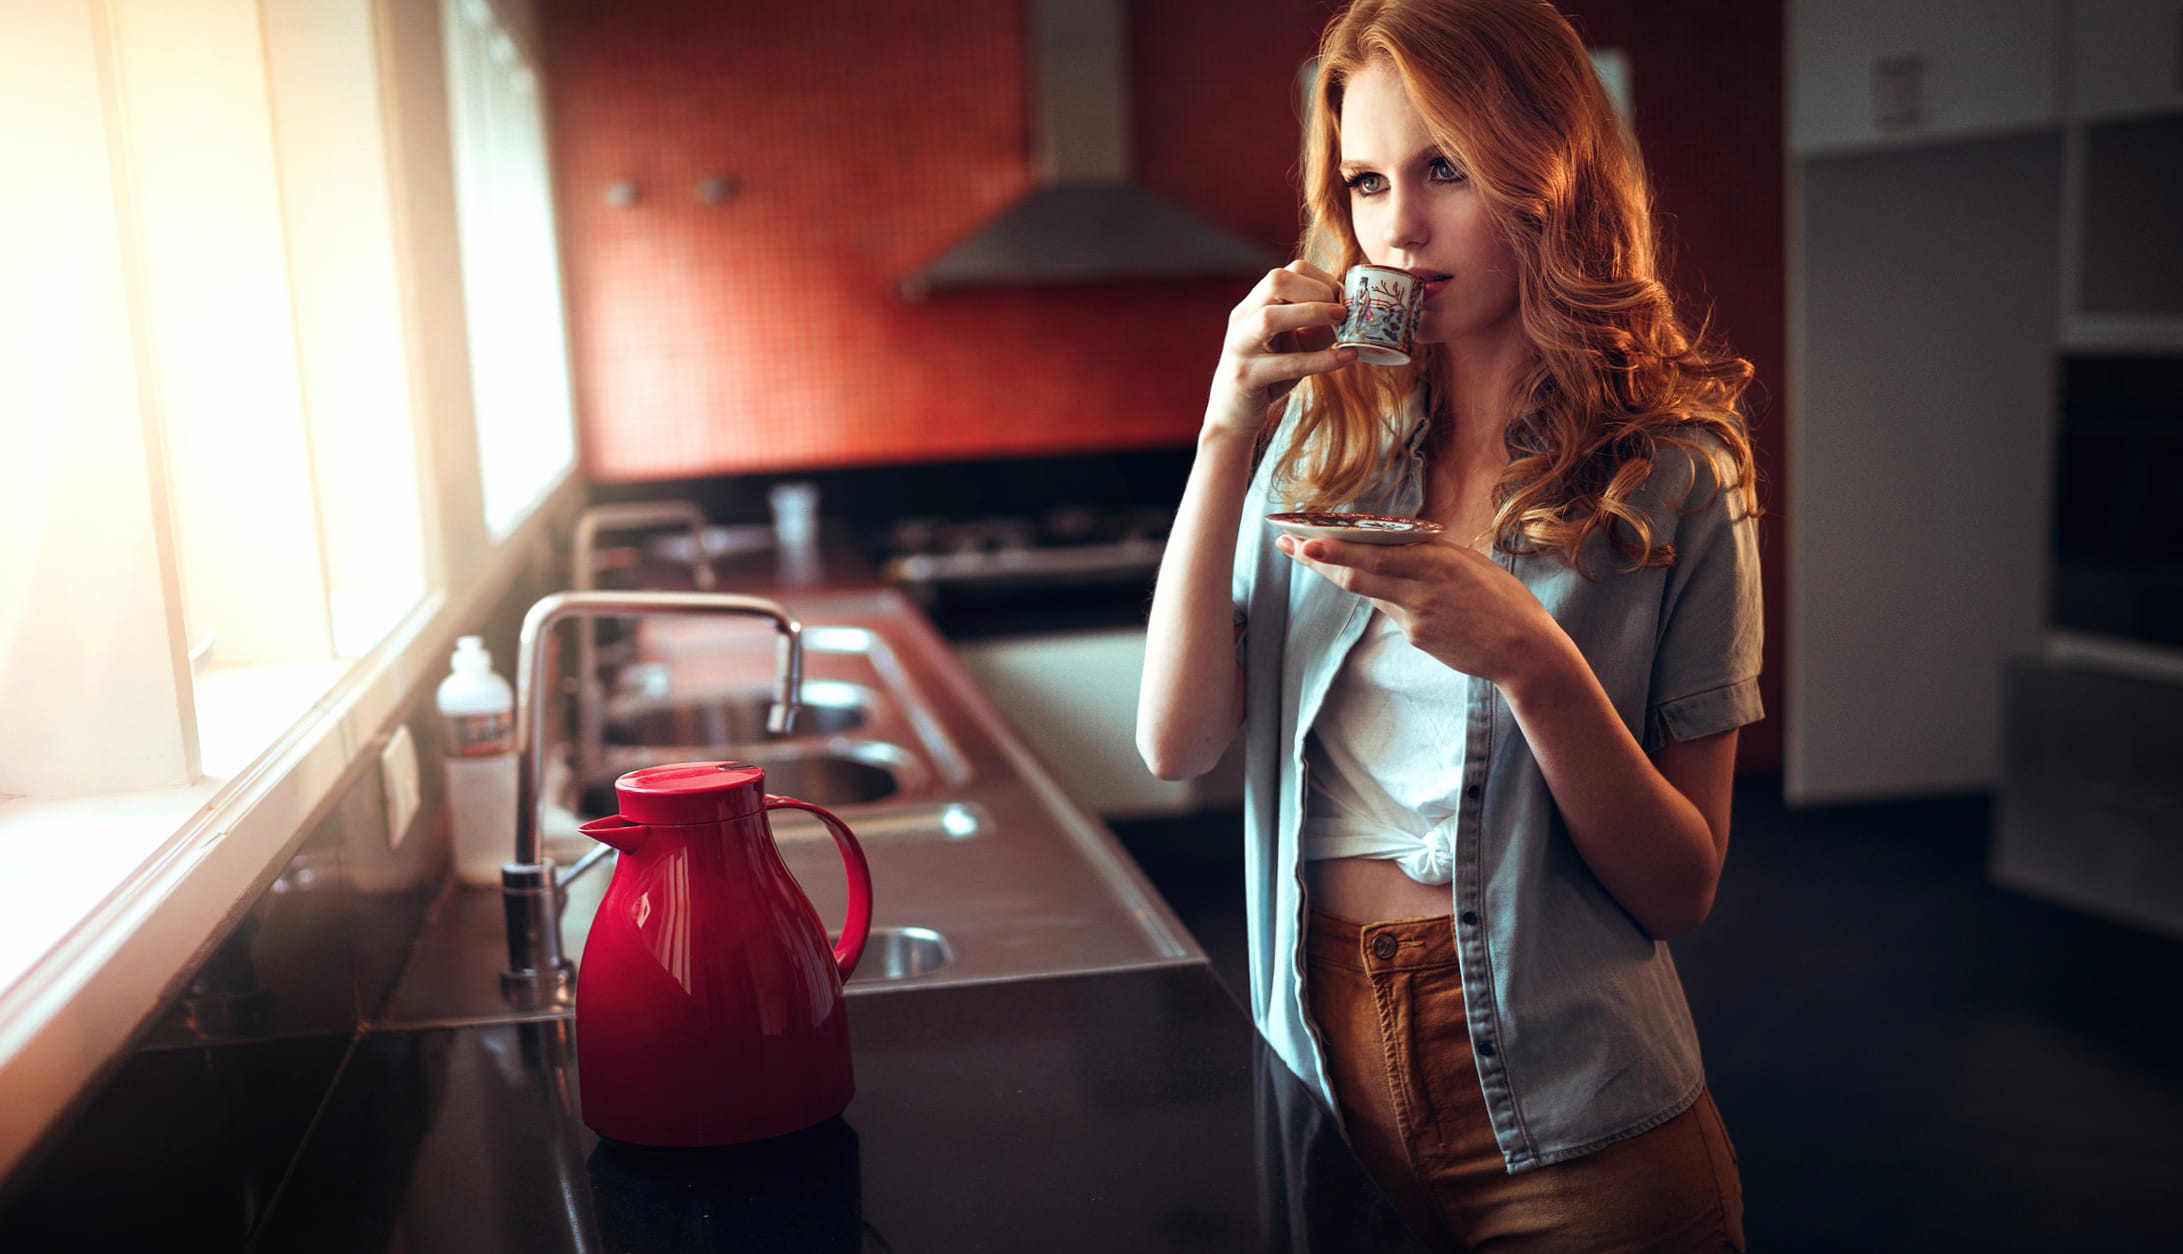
[611,761,766,824]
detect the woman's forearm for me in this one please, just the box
[1498,631,1725,939]
[1136,422,1259,780]
[1142,259,1348,780]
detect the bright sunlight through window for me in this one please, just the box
[444,0,578,541]
[0,0,582,1181]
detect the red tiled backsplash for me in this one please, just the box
[539,0,1786,769]
[541,0,1329,481]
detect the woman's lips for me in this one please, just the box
[1417,272,1452,300]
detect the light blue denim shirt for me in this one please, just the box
[1231,392,1763,1173]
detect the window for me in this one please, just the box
[0,0,580,1180]
[104,0,432,773]
[0,0,581,824]
[443,0,577,540]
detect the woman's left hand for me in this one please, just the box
[1276,534,1565,690]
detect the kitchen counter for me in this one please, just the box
[0,534,1420,1252]
[266,561,1425,1248]
[253,964,1427,1253]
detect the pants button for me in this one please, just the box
[1369,933,1399,961]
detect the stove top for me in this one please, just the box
[878,507,1174,639]
[880,507,1173,588]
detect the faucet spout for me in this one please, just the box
[569,501,718,781]
[500,589,803,990]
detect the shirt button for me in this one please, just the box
[1461,911,1479,927]
[1464,784,1481,800]
[1477,1039,1496,1058]
[1369,933,1399,961]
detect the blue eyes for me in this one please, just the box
[1343,158,1466,195]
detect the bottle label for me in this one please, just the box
[443,711,514,757]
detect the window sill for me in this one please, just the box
[0,616,436,1183]
[0,475,578,1181]
[0,785,222,1016]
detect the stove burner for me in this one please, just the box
[881,506,1173,589]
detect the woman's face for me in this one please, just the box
[1338,61,1521,348]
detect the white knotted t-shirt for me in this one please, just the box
[1301,607,1469,885]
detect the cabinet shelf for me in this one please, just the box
[2058,315,2183,353]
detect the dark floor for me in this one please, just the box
[1109,775,2183,1253]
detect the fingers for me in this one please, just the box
[1268,261,1343,304]
[1210,261,1354,422]
[1240,301,1346,363]
[1275,534,1397,597]
[1252,300,1347,342]
[1230,262,1344,353]
[1293,259,1344,287]
[1279,534,1392,570]
[1229,344,1354,400]
[1261,344,1356,383]
[1222,276,1352,396]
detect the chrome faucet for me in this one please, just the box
[501,589,803,996]
[569,501,718,783]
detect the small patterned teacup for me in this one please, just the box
[1335,265,1425,366]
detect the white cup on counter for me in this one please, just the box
[770,480,821,582]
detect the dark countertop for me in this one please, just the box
[253,965,1427,1253]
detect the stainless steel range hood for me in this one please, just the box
[897,0,1278,299]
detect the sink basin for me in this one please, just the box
[579,741,930,816]
[842,926,955,983]
[746,742,919,805]
[605,677,870,746]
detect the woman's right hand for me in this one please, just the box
[1204,260,1355,438]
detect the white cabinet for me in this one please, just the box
[2066,0,2183,121]
[2058,3,2183,346]
[2062,111,2183,346]
[1787,0,2183,801]
[1786,138,2065,802]
[1790,0,2063,153]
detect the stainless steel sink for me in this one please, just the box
[605,675,872,745]
[578,740,930,815]
[372,588,1200,1032]
[844,926,956,983]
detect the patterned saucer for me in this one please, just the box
[1266,512,1446,546]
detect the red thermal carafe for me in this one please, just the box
[575,761,873,1146]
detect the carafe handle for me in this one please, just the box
[762,796,873,980]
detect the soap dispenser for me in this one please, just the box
[437,635,516,887]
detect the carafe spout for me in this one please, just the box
[577,815,649,854]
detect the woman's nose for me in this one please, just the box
[1380,187,1428,254]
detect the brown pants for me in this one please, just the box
[1305,911,1746,1253]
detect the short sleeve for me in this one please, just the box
[1644,437,1765,751]
[1232,400,1302,633]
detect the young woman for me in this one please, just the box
[1137,1,1760,1249]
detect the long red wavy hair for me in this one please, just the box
[1279,0,1759,572]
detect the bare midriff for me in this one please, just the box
[1305,855,1454,925]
